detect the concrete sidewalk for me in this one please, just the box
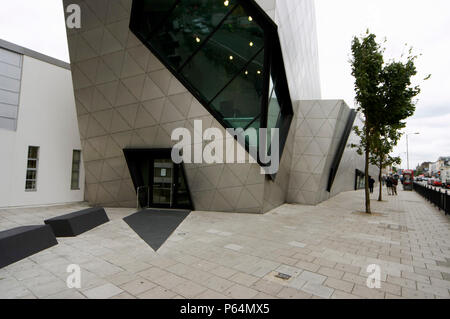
[0,188,449,299]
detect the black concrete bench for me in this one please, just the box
[0,225,58,269]
[44,207,109,237]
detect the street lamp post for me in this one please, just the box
[406,132,420,170]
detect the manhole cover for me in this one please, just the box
[275,273,292,280]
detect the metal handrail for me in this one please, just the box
[413,182,449,216]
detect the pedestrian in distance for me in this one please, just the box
[386,177,393,195]
[392,177,398,196]
[369,176,375,194]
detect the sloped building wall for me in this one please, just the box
[286,100,376,206]
[64,0,266,212]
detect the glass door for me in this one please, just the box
[152,159,174,207]
[124,149,193,210]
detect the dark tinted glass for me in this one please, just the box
[209,49,264,130]
[267,79,281,149]
[133,0,177,41]
[28,146,39,159]
[27,160,37,169]
[180,5,265,102]
[25,181,36,190]
[26,170,37,180]
[175,165,190,206]
[149,0,233,70]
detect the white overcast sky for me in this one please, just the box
[0,0,448,169]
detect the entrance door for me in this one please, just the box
[124,149,193,210]
[152,159,174,206]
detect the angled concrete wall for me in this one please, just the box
[286,100,377,206]
[64,1,364,214]
[64,0,267,212]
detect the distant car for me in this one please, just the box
[433,180,443,187]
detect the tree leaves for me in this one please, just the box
[350,31,424,210]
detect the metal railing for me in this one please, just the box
[413,182,449,215]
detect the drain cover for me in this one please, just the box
[275,272,292,280]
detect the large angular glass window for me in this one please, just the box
[130,0,293,170]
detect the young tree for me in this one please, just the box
[350,31,384,214]
[371,50,423,201]
[351,31,426,213]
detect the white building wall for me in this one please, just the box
[0,55,85,208]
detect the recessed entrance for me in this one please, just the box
[123,149,193,210]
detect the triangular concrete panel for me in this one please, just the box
[236,187,261,210]
[104,136,124,158]
[115,81,138,106]
[100,161,121,182]
[188,99,210,119]
[96,81,119,106]
[106,20,129,47]
[149,69,172,95]
[102,50,125,77]
[136,126,158,145]
[86,116,107,138]
[141,76,165,101]
[89,135,108,157]
[127,45,150,71]
[122,74,146,100]
[81,27,104,55]
[218,186,243,210]
[106,0,129,24]
[168,92,193,118]
[85,160,104,182]
[134,104,157,129]
[104,157,126,178]
[101,28,123,55]
[91,109,113,132]
[142,97,165,123]
[304,139,323,156]
[210,190,233,212]
[77,58,99,84]
[116,103,139,128]
[110,110,131,133]
[218,165,243,188]
[168,76,188,95]
[95,59,117,84]
[160,98,185,124]
[121,52,145,78]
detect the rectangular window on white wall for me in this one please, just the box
[25,146,39,191]
[71,150,81,190]
[0,47,23,131]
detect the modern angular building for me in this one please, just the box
[0,39,84,208]
[63,0,376,213]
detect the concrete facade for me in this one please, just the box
[64,0,372,213]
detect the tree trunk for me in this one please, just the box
[378,156,383,202]
[365,125,371,214]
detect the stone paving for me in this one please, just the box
[0,189,449,299]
